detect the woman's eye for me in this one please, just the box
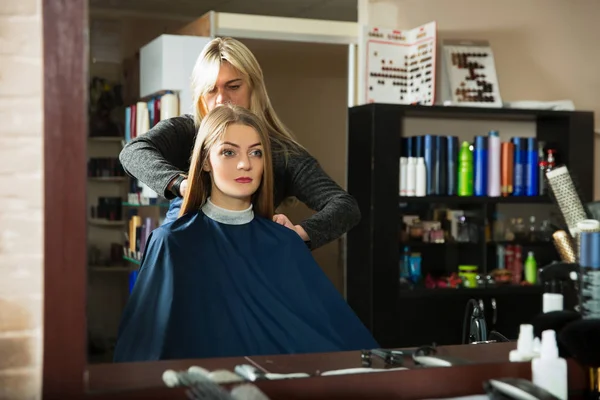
[222,149,235,157]
[250,149,263,157]
[228,85,240,90]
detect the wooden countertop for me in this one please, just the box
[87,342,517,392]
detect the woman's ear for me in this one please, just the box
[202,160,212,172]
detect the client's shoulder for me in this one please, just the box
[253,216,309,248]
[151,211,201,239]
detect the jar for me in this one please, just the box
[458,265,478,288]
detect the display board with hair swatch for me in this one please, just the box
[360,21,437,105]
[440,39,503,108]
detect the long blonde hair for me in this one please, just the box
[179,105,274,219]
[190,37,303,155]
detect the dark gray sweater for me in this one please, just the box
[118,114,361,250]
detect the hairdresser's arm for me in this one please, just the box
[119,115,196,199]
[287,149,361,250]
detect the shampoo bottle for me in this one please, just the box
[532,330,568,400]
[487,130,501,197]
[406,157,416,196]
[524,251,537,284]
[525,137,539,196]
[400,157,408,196]
[474,136,488,196]
[415,157,426,197]
[458,141,473,196]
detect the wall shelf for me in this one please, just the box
[346,103,595,348]
[88,218,126,227]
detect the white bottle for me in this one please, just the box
[406,157,416,196]
[509,324,535,362]
[543,293,564,313]
[399,157,408,196]
[487,130,501,197]
[415,157,426,197]
[532,330,568,400]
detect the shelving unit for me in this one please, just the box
[346,103,595,348]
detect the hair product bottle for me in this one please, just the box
[487,130,501,197]
[474,136,487,196]
[415,157,426,197]
[400,157,408,196]
[406,157,416,196]
[511,137,525,196]
[458,141,473,196]
[525,137,539,196]
[532,330,568,400]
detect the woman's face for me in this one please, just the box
[205,123,264,210]
[203,62,252,112]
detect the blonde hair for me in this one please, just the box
[190,37,302,155]
[179,105,274,219]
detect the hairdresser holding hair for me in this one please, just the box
[119,37,360,249]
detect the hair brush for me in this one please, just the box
[559,318,600,399]
[545,165,591,238]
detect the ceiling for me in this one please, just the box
[89,0,358,22]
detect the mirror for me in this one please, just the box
[75,0,579,395]
[85,0,368,370]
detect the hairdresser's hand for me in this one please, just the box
[179,179,188,197]
[273,214,310,242]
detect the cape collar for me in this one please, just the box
[201,197,254,225]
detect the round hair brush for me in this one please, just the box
[530,310,581,358]
[559,318,600,399]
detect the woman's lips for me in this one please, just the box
[235,177,253,183]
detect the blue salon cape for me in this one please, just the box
[113,211,378,362]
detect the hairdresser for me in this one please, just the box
[119,37,360,249]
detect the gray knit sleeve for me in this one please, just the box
[119,115,197,199]
[286,148,361,249]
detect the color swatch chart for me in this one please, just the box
[361,21,437,105]
[442,40,502,107]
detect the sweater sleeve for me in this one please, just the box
[286,148,361,250]
[119,115,197,199]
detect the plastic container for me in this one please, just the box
[524,251,537,284]
[457,141,473,196]
[487,130,501,197]
[532,330,568,400]
[458,265,478,288]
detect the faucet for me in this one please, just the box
[463,298,488,344]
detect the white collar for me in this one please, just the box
[201,197,254,225]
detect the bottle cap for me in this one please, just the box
[528,251,534,257]
[416,157,425,165]
[540,329,559,360]
[488,130,499,138]
[516,324,534,356]
[542,293,563,313]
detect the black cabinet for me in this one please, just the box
[346,103,595,347]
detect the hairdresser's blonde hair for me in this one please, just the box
[179,105,274,219]
[191,37,302,155]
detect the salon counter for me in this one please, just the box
[86,342,586,400]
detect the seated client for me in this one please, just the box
[113,105,378,362]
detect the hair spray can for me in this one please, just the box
[474,136,488,196]
[487,130,501,197]
[525,137,539,196]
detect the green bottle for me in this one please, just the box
[525,251,537,284]
[458,141,473,196]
